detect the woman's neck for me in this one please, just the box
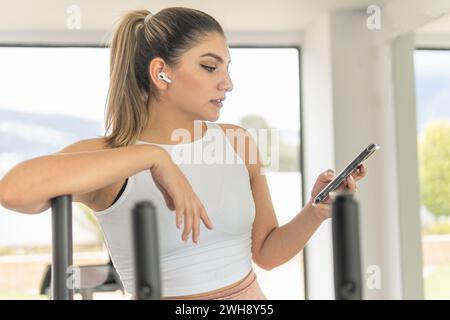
[139,101,207,144]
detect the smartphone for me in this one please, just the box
[313,143,380,204]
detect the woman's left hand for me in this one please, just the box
[307,164,368,221]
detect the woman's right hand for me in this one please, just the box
[149,149,214,244]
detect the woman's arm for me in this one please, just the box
[218,123,367,271]
[251,161,366,271]
[246,162,330,271]
[0,141,162,214]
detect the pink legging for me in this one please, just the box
[163,270,267,300]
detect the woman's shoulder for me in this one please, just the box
[215,123,251,141]
[215,122,244,131]
[214,123,261,183]
[214,122,256,146]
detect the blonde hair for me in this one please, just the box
[103,7,225,148]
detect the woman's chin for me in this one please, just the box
[204,112,220,122]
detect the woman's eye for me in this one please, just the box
[201,65,216,72]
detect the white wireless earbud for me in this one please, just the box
[157,72,172,83]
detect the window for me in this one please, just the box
[0,46,304,299]
[219,48,304,299]
[0,46,111,299]
[414,49,450,300]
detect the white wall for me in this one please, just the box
[301,9,424,299]
[301,13,336,300]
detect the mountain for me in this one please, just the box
[0,108,104,165]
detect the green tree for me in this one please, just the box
[240,115,271,131]
[239,115,299,172]
[240,114,272,152]
[419,119,450,218]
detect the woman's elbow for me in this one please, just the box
[253,257,275,271]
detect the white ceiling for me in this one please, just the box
[0,0,450,38]
[417,12,450,34]
[3,0,392,32]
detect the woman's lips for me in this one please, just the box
[210,100,223,108]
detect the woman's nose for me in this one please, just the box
[220,73,233,92]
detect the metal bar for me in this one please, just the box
[132,201,161,300]
[332,192,362,300]
[51,195,74,300]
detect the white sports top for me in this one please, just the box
[94,121,256,297]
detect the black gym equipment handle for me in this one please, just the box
[50,196,162,300]
[332,192,362,300]
[132,201,162,300]
[51,195,74,300]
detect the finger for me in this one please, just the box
[175,204,185,230]
[182,210,193,242]
[199,203,214,230]
[319,169,335,183]
[346,175,357,192]
[353,164,367,181]
[173,195,184,230]
[192,205,200,244]
[325,190,338,203]
[336,178,349,192]
[182,199,193,241]
[351,167,359,179]
[323,169,335,179]
[359,163,367,177]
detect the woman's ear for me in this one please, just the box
[148,58,171,89]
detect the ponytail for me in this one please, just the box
[104,10,149,148]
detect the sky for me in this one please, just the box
[0,47,109,123]
[413,50,450,139]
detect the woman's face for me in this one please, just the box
[165,32,233,121]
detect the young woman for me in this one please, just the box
[0,7,367,300]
